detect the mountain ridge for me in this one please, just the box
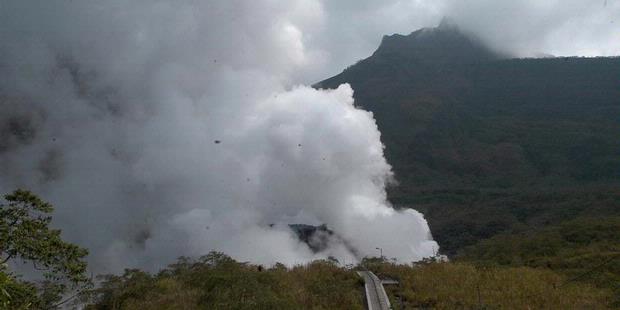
[316,21,620,190]
[315,21,620,258]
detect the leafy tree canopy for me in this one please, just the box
[0,189,90,309]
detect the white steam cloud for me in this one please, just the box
[3,0,615,274]
[0,0,437,273]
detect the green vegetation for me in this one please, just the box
[318,26,619,190]
[0,190,90,309]
[367,260,613,309]
[459,216,620,303]
[86,252,364,310]
[1,189,612,308]
[319,29,620,261]
[317,25,620,307]
[320,44,620,191]
[392,186,620,256]
[392,187,620,303]
[85,254,615,309]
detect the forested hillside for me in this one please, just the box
[317,22,620,300]
[317,22,620,190]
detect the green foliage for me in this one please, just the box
[459,216,620,303]
[0,189,90,308]
[87,253,613,309]
[320,52,620,189]
[374,261,613,309]
[87,252,364,309]
[396,186,620,256]
[318,34,620,304]
[0,268,38,309]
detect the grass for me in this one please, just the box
[458,216,620,305]
[86,252,614,309]
[367,261,614,309]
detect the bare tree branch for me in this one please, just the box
[0,254,12,265]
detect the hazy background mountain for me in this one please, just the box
[316,21,620,256]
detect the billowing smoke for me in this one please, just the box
[3,0,614,274]
[0,0,437,273]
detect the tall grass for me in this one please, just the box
[370,261,613,309]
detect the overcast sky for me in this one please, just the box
[0,0,618,273]
[2,1,618,83]
[310,0,620,81]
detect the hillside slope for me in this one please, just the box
[316,22,620,257]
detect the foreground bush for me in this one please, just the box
[86,252,364,309]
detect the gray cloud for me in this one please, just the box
[442,0,620,57]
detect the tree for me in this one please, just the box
[0,189,90,308]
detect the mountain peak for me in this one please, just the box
[437,16,458,30]
[372,19,500,65]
